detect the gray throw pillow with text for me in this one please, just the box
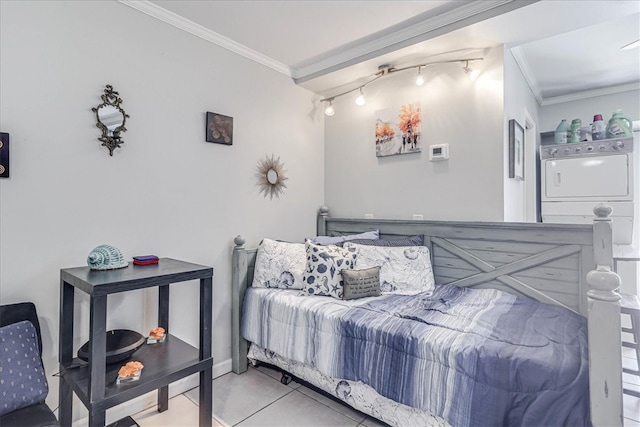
[342,266,382,300]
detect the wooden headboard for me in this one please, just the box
[318,207,594,316]
[232,205,623,425]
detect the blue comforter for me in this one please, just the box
[242,284,590,426]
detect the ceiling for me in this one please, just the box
[129,0,640,105]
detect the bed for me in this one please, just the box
[231,205,624,426]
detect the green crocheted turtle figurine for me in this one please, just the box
[87,244,128,270]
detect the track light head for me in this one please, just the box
[355,88,365,106]
[324,99,335,116]
[416,67,425,86]
[462,60,481,80]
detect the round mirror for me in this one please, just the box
[97,105,124,135]
[266,169,278,184]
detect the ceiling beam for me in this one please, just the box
[292,0,539,84]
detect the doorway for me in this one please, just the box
[523,108,538,222]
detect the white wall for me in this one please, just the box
[503,47,541,222]
[540,90,640,132]
[0,0,324,419]
[324,47,505,221]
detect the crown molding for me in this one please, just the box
[293,0,538,83]
[510,46,544,106]
[540,82,640,106]
[510,45,640,106]
[116,0,292,77]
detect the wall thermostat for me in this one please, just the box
[429,143,449,161]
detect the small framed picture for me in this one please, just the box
[509,119,524,180]
[0,132,9,178]
[206,112,233,145]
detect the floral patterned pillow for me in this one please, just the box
[303,241,357,299]
[343,243,435,295]
[252,239,306,289]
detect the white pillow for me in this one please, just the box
[252,239,306,289]
[343,243,435,295]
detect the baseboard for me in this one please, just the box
[71,358,232,426]
[213,357,232,379]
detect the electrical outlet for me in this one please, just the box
[365,214,374,219]
[412,214,423,220]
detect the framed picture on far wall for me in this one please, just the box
[206,112,233,145]
[509,119,524,180]
[375,102,422,157]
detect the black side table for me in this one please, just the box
[58,258,213,426]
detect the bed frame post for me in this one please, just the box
[317,205,329,236]
[587,205,623,426]
[232,235,249,374]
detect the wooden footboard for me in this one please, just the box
[232,205,623,425]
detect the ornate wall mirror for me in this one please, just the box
[256,154,288,199]
[92,84,129,156]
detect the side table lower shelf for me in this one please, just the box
[59,334,212,420]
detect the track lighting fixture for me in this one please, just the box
[621,39,640,50]
[462,60,480,80]
[324,99,335,116]
[355,88,366,106]
[416,67,425,86]
[462,60,473,74]
[321,57,482,116]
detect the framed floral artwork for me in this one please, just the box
[375,102,421,157]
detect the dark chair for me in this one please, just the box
[0,302,58,427]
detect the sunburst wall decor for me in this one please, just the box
[255,154,288,199]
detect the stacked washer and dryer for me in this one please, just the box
[540,135,638,244]
[540,133,640,294]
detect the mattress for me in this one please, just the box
[241,284,590,426]
[248,343,449,427]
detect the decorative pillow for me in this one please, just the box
[252,239,306,289]
[303,241,357,299]
[311,230,379,246]
[343,243,435,295]
[342,267,382,300]
[347,235,424,247]
[0,320,48,416]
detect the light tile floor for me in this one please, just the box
[131,364,386,427]
[132,356,640,427]
[624,345,640,426]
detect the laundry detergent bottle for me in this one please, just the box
[554,119,570,144]
[591,114,606,140]
[606,109,632,138]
